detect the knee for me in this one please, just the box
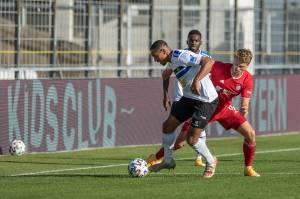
[163,120,174,134]
[246,130,256,144]
[174,142,185,150]
[186,136,197,146]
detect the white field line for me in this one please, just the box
[8,147,300,177]
[178,147,300,160]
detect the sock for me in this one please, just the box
[155,138,184,160]
[196,131,207,159]
[191,137,214,165]
[243,140,256,167]
[163,132,176,163]
[155,147,164,160]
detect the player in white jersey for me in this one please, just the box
[149,40,218,178]
[147,30,210,167]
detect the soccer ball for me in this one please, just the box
[128,158,149,177]
[9,140,26,156]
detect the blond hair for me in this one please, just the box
[234,48,253,65]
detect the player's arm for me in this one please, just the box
[191,57,215,95]
[240,97,250,117]
[162,68,172,111]
[240,74,253,117]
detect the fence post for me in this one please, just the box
[206,0,210,52]
[283,0,288,65]
[259,0,265,64]
[85,0,92,77]
[178,0,183,49]
[15,0,21,79]
[117,0,124,77]
[148,0,153,77]
[50,0,57,78]
[233,0,238,52]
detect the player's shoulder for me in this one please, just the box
[199,50,211,58]
[213,61,232,70]
[172,49,197,62]
[172,49,183,58]
[243,70,253,80]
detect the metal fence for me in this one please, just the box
[0,0,300,78]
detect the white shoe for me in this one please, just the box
[203,156,218,178]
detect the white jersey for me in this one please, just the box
[168,49,217,102]
[172,49,212,102]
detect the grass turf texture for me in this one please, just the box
[0,133,300,199]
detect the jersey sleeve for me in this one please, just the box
[178,50,203,67]
[211,61,224,76]
[241,73,253,98]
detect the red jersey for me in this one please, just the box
[210,61,253,106]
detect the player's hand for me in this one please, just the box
[163,95,171,111]
[191,80,201,95]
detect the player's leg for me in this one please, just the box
[236,121,260,177]
[187,127,217,178]
[186,98,219,178]
[147,119,206,167]
[194,130,206,167]
[149,97,193,172]
[147,118,190,166]
[218,105,259,177]
[178,118,205,167]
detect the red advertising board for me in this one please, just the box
[0,75,299,154]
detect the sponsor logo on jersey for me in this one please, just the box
[173,50,181,58]
[200,115,207,120]
[189,55,197,63]
[174,66,192,79]
[236,84,241,90]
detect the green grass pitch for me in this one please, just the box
[0,133,300,199]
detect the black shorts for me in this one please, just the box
[171,97,219,129]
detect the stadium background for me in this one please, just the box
[0,0,299,154]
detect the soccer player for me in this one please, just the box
[208,48,260,176]
[147,30,209,167]
[149,40,219,178]
[151,48,260,177]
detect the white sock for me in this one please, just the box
[200,130,207,138]
[196,131,207,159]
[192,136,214,165]
[163,132,176,164]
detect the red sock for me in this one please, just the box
[155,144,183,160]
[155,147,164,159]
[243,141,256,166]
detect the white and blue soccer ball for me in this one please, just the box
[9,140,26,156]
[128,158,149,177]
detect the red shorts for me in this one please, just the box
[209,104,246,130]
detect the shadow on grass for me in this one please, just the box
[28,156,133,161]
[0,159,107,167]
[0,172,202,179]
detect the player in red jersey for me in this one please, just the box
[148,48,260,177]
